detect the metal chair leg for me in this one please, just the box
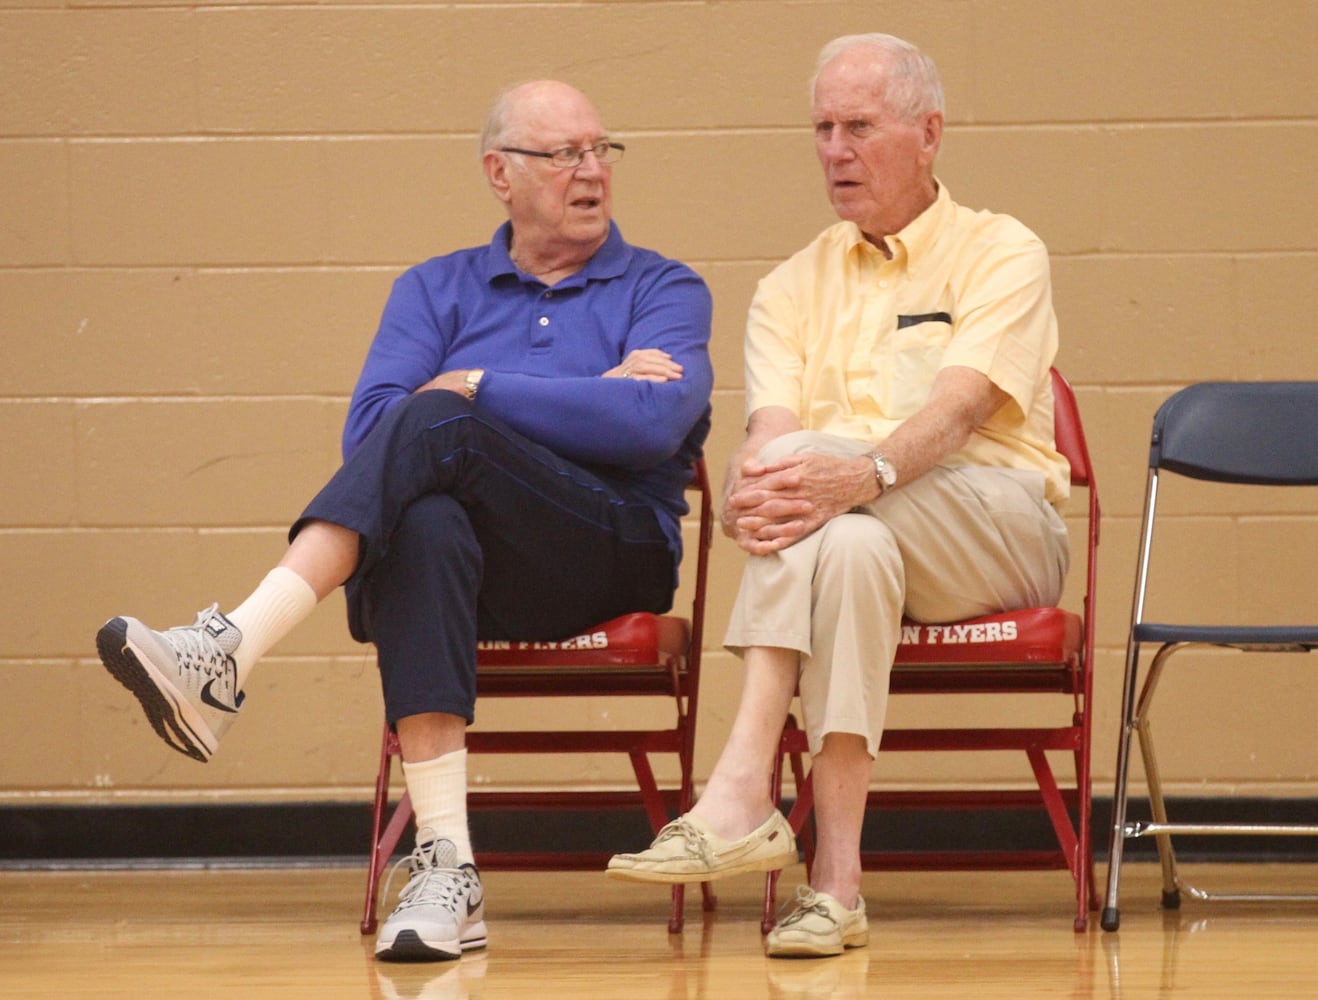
[1133,645,1182,909]
[362,731,399,935]
[1101,640,1143,931]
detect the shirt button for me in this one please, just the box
[538,317,550,327]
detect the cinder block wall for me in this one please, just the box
[2,1,1315,807]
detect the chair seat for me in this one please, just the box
[1133,622,1318,650]
[473,613,693,697]
[895,607,1082,667]
[476,612,690,668]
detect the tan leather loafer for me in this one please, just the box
[606,811,798,884]
[766,887,868,958]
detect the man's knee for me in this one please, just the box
[388,389,476,435]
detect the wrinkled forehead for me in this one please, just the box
[811,52,897,119]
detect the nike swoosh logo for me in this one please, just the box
[463,868,484,917]
[200,679,240,714]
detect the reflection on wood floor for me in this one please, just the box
[1,863,1316,998]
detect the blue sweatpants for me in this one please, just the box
[292,391,675,726]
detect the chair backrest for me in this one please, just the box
[1051,367,1100,635]
[1150,381,1318,485]
[1052,367,1095,491]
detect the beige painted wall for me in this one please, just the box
[2,0,1315,809]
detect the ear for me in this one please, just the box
[921,110,944,160]
[484,150,513,204]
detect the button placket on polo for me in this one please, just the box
[531,287,556,351]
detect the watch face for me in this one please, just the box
[872,453,895,488]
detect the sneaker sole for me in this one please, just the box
[766,925,868,958]
[606,848,799,884]
[96,618,214,763]
[375,924,488,963]
[767,934,867,958]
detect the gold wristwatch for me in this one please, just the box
[463,368,485,401]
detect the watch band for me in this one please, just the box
[463,368,485,401]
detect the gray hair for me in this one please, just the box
[479,83,525,154]
[811,33,945,121]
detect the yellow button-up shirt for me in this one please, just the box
[744,183,1069,503]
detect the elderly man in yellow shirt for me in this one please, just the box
[608,32,1072,958]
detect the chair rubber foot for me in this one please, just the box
[1100,907,1120,932]
[1161,889,1181,910]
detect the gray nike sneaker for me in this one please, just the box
[96,604,244,763]
[376,834,488,962]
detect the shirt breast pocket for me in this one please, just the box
[869,314,954,417]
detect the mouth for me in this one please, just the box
[571,195,603,210]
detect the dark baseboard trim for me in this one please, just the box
[2,797,1315,869]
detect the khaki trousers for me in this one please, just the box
[723,430,1071,756]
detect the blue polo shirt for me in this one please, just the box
[343,221,713,560]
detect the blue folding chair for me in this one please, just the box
[1101,381,1318,931]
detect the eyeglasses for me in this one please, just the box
[498,141,625,169]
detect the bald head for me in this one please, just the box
[480,80,603,155]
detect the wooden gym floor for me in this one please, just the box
[1,863,1316,998]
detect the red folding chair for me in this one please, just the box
[362,460,715,934]
[764,368,1101,932]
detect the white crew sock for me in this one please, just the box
[402,748,474,865]
[225,567,318,689]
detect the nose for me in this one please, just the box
[818,132,855,161]
[574,149,607,177]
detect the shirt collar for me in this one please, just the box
[484,220,630,287]
[838,179,953,272]
[890,180,952,272]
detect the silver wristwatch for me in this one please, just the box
[868,450,897,496]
